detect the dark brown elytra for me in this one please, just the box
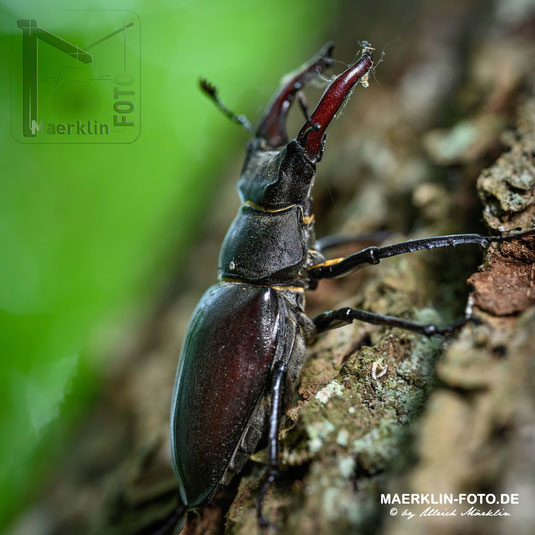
[152,42,535,535]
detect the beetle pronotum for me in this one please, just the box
[161,42,534,533]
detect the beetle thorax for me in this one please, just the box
[218,139,317,285]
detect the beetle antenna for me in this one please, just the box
[200,79,257,136]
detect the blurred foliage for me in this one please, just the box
[0,0,336,528]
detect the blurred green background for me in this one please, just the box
[0,0,335,529]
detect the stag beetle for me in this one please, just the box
[166,41,534,531]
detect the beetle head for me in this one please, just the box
[238,44,373,209]
[237,138,316,209]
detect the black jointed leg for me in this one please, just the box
[148,500,187,535]
[309,230,535,279]
[313,307,477,337]
[256,361,287,528]
[316,230,391,254]
[199,79,256,136]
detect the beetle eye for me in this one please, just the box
[295,159,315,182]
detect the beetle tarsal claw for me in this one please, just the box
[256,471,279,530]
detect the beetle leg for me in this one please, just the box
[316,230,392,254]
[256,361,287,528]
[256,42,334,148]
[200,79,256,135]
[313,307,478,337]
[309,230,535,280]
